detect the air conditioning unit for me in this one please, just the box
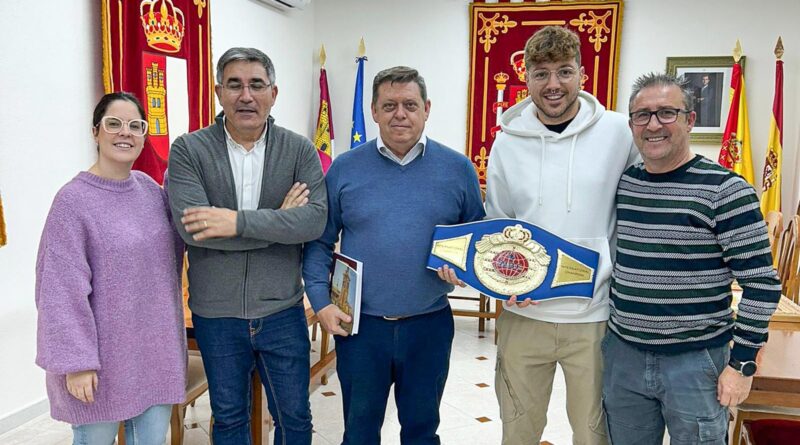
[254,0,311,11]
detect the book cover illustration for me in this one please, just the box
[331,252,363,334]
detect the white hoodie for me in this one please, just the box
[486,91,639,323]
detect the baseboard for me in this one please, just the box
[0,398,49,436]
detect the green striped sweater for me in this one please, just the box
[609,155,781,362]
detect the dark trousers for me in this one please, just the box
[335,305,455,445]
[602,332,729,445]
[192,305,312,445]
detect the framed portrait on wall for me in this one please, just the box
[666,56,745,144]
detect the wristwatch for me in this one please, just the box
[729,357,758,377]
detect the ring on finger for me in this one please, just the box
[203,220,208,229]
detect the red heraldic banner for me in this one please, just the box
[101,0,214,184]
[466,1,624,187]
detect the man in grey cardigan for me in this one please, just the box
[167,47,326,445]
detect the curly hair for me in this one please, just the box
[524,26,582,69]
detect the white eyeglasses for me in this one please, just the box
[99,116,148,136]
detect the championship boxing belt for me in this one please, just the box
[428,219,599,301]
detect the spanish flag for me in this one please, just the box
[760,41,783,216]
[313,46,334,174]
[718,47,755,185]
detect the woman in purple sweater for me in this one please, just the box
[35,92,186,444]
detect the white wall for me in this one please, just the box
[212,1,316,133]
[617,0,800,212]
[0,0,315,433]
[315,0,800,212]
[0,0,102,430]
[2,0,799,432]
[314,0,471,154]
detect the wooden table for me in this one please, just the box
[731,329,800,443]
[746,329,800,407]
[768,296,800,330]
[732,291,800,331]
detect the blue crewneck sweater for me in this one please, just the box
[303,139,485,317]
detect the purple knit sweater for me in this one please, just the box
[35,171,187,424]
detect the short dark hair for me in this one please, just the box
[216,47,275,85]
[629,72,695,112]
[371,66,427,105]
[524,26,582,69]
[92,92,146,127]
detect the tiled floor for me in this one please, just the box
[1,299,580,445]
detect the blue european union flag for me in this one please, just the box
[350,56,367,149]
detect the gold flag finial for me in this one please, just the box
[775,36,784,60]
[733,40,743,63]
[357,37,366,57]
[319,44,326,68]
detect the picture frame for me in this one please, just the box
[666,56,746,144]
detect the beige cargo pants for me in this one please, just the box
[495,310,608,445]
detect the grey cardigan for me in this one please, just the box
[167,114,327,319]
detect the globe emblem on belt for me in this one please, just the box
[492,250,529,278]
[474,225,551,296]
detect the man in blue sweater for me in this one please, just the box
[303,66,485,444]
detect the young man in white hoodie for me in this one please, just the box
[486,26,639,444]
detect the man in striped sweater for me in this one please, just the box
[602,72,781,445]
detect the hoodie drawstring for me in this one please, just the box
[538,134,546,207]
[567,133,578,212]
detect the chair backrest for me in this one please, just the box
[765,210,783,265]
[785,276,800,304]
[777,216,800,292]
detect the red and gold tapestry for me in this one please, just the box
[466,1,624,186]
[101,0,214,184]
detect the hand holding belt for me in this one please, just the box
[428,218,599,301]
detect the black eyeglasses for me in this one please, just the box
[629,108,690,126]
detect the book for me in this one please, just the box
[330,252,363,334]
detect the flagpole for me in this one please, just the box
[350,38,368,149]
[761,37,784,217]
[314,43,334,173]
[718,40,755,185]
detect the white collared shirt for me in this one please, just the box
[376,133,427,166]
[223,117,267,210]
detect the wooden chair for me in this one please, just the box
[785,275,800,305]
[764,210,783,265]
[170,353,209,444]
[732,407,800,445]
[305,297,334,386]
[776,216,799,288]
[117,353,209,445]
[449,292,502,343]
[741,418,800,445]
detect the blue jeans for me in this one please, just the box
[335,305,455,445]
[192,304,312,445]
[72,404,171,445]
[601,332,729,445]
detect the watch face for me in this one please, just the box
[741,361,757,377]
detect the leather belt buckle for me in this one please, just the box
[382,315,405,321]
